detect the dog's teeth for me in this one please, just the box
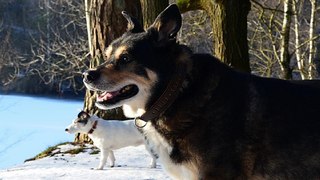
[121,86,131,94]
[125,86,131,91]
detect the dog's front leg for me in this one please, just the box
[150,155,157,168]
[96,148,109,170]
[144,143,157,168]
[108,150,115,167]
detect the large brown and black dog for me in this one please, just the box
[83,4,320,180]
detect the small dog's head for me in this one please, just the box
[83,4,184,117]
[65,111,92,134]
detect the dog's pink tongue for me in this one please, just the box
[97,91,119,102]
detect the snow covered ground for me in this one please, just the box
[0,143,170,180]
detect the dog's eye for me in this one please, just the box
[119,54,131,64]
[75,119,87,124]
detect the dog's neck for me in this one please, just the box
[122,104,146,118]
[135,62,188,126]
[88,120,98,134]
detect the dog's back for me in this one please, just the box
[172,53,320,179]
[90,118,144,149]
[243,75,320,179]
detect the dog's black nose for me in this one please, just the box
[83,70,100,83]
[65,128,69,132]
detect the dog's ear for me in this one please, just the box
[148,4,182,44]
[122,11,144,33]
[78,111,90,120]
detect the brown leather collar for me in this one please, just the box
[88,120,98,134]
[135,63,187,128]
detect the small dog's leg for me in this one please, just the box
[144,144,157,168]
[150,156,157,168]
[108,150,115,167]
[97,148,109,170]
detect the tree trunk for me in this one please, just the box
[279,0,293,80]
[177,0,251,73]
[292,0,306,79]
[307,0,317,79]
[140,0,168,29]
[75,0,142,143]
[211,0,251,73]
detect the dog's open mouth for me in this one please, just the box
[96,84,139,105]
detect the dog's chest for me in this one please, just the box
[143,122,172,161]
[142,122,198,180]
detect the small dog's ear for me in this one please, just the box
[78,111,90,119]
[148,4,182,43]
[122,11,144,33]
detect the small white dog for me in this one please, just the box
[65,111,157,170]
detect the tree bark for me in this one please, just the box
[75,0,142,143]
[177,0,251,73]
[140,0,168,29]
[210,0,251,73]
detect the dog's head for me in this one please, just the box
[65,111,94,134]
[83,4,188,117]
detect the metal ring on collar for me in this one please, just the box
[134,117,148,128]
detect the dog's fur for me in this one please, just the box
[82,4,320,179]
[65,111,156,170]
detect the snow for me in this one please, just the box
[0,143,170,180]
